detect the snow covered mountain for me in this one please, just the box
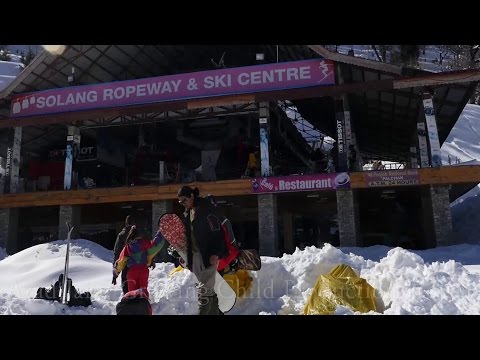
[442,104,480,165]
[0,45,42,91]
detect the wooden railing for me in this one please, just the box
[1,166,480,208]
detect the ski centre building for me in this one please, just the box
[1,45,480,257]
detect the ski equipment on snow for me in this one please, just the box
[61,223,74,304]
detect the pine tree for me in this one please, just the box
[21,47,36,66]
[0,45,11,61]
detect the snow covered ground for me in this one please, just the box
[1,240,480,315]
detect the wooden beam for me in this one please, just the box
[394,69,480,89]
[187,95,255,109]
[0,100,189,129]
[308,45,403,75]
[1,166,480,209]
[0,179,252,208]
[351,165,480,189]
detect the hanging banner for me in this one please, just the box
[335,100,348,172]
[252,172,350,193]
[11,59,336,118]
[259,117,271,177]
[10,127,22,193]
[3,132,13,194]
[3,127,22,194]
[422,95,442,167]
[417,122,429,168]
[63,127,81,190]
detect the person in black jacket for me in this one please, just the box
[177,186,228,315]
[113,215,136,294]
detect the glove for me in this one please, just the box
[167,245,180,259]
[112,268,118,285]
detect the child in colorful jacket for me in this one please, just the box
[113,225,165,298]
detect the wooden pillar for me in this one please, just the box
[258,193,279,256]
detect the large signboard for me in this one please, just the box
[252,172,350,194]
[364,169,420,187]
[11,59,335,117]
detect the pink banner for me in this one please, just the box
[252,173,350,193]
[10,59,335,117]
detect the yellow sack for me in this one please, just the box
[169,265,185,277]
[223,270,253,297]
[303,264,378,315]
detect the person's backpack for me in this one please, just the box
[116,289,152,315]
[206,194,240,271]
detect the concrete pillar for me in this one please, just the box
[282,211,294,254]
[258,193,279,256]
[430,185,453,247]
[0,208,19,254]
[58,205,81,240]
[336,189,360,247]
[152,200,173,262]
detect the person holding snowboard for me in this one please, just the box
[113,224,165,298]
[113,215,136,294]
[176,185,229,315]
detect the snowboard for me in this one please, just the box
[61,223,74,304]
[158,213,236,313]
